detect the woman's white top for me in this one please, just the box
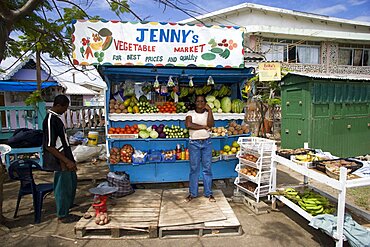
[186,110,210,140]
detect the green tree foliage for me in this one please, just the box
[0,0,133,64]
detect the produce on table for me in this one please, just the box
[222,143,239,155]
[158,101,177,113]
[238,181,257,191]
[175,102,191,113]
[108,124,139,135]
[120,144,134,163]
[231,99,245,113]
[206,95,223,113]
[227,121,249,136]
[138,101,159,113]
[95,212,109,225]
[109,147,120,164]
[163,125,189,138]
[109,97,139,114]
[239,167,257,177]
[239,153,258,163]
[109,144,134,164]
[281,188,336,216]
[220,97,232,113]
[210,126,227,136]
[212,149,221,157]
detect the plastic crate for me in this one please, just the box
[222,154,237,160]
[108,134,138,139]
[162,152,176,162]
[147,150,162,163]
[237,137,276,154]
[212,156,221,162]
[132,154,147,165]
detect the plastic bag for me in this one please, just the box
[69,131,87,145]
[107,172,134,197]
[123,81,135,97]
[72,145,102,163]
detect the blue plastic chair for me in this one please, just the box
[8,159,53,224]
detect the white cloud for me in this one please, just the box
[353,15,370,22]
[348,0,367,6]
[88,1,110,11]
[312,4,347,15]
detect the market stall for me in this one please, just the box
[72,20,254,183]
[270,147,370,247]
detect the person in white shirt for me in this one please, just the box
[184,95,216,202]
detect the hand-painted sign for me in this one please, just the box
[72,20,244,68]
[258,62,281,81]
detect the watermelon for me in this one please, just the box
[231,99,244,113]
[221,97,232,113]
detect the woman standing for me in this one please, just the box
[185,95,216,202]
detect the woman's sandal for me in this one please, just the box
[208,195,216,202]
[184,194,195,202]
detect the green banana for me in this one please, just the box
[310,206,324,216]
[305,204,323,211]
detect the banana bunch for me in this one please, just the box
[178,87,189,98]
[284,188,301,204]
[194,85,213,95]
[241,84,251,100]
[294,152,319,163]
[282,188,335,216]
[212,85,231,98]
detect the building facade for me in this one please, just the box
[180,3,370,76]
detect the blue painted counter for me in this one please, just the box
[109,158,238,183]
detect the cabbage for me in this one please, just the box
[214,99,221,109]
[205,95,216,103]
[139,130,150,139]
[150,130,159,139]
[208,102,214,109]
[138,124,147,130]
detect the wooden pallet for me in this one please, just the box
[75,189,162,239]
[159,189,242,238]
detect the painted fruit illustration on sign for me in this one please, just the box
[201,38,238,60]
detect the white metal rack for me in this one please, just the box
[235,137,276,203]
[271,154,370,247]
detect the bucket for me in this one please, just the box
[87,131,99,146]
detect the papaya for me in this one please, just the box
[102,36,113,51]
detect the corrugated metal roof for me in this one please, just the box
[62,81,97,95]
[180,3,370,27]
[0,53,106,92]
[287,72,370,81]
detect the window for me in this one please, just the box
[70,95,83,107]
[262,39,320,64]
[338,44,370,66]
[338,48,352,65]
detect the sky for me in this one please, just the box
[85,0,370,23]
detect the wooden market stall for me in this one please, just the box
[72,20,253,183]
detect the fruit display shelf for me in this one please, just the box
[235,163,270,184]
[109,113,246,121]
[271,154,370,247]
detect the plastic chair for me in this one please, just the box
[8,159,53,224]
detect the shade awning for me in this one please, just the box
[0,81,58,92]
[99,66,254,85]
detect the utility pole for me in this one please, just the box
[36,48,41,91]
